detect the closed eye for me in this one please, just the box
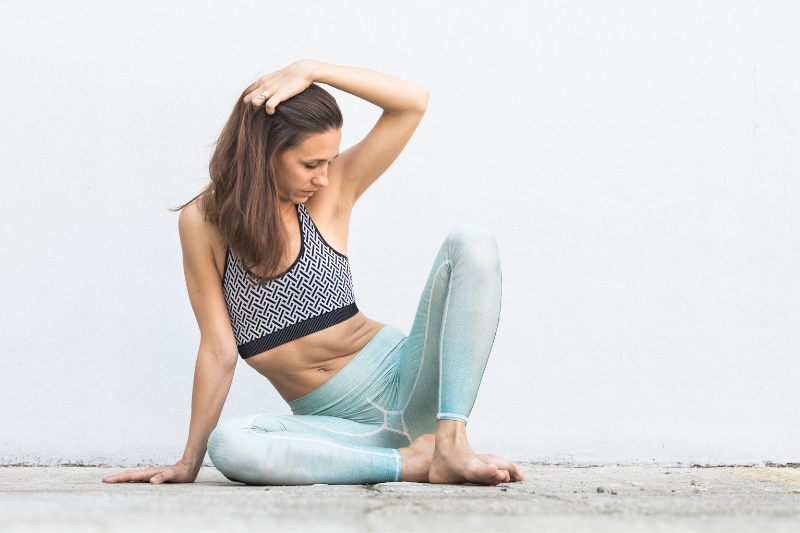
[304,152,339,170]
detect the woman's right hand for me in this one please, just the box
[102,460,198,484]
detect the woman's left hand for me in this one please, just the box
[244,59,318,115]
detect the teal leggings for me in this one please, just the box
[207,224,502,485]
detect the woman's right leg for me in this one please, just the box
[389,223,524,484]
[208,414,409,485]
[396,223,503,433]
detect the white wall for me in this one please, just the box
[1,0,798,467]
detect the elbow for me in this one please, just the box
[199,345,239,370]
[414,86,430,113]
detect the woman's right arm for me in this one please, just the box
[103,201,239,484]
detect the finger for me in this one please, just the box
[247,88,267,107]
[151,467,179,485]
[264,93,282,115]
[247,87,273,107]
[103,471,142,483]
[122,470,155,483]
[243,82,262,105]
[102,469,133,482]
[103,470,145,483]
[150,472,167,484]
[108,468,162,483]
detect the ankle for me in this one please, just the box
[434,419,469,447]
[399,447,430,483]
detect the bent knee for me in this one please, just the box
[445,224,500,269]
[207,416,252,478]
[208,415,294,484]
[208,417,247,452]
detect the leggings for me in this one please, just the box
[207,223,502,485]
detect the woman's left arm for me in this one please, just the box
[245,59,429,203]
[246,59,427,117]
[310,61,429,115]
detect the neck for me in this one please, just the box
[279,200,296,219]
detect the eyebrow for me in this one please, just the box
[306,152,340,163]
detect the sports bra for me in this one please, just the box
[222,202,359,358]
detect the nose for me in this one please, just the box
[312,170,329,188]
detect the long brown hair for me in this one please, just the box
[170,82,343,287]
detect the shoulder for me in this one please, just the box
[178,198,224,259]
[178,198,207,234]
[179,198,219,240]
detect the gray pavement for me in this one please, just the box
[0,466,799,532]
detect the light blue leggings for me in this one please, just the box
[207,224,502,485]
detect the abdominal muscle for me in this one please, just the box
[242,311,386,403]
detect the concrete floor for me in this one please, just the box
[0,466,799,532]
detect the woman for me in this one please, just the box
[102,60,524,486]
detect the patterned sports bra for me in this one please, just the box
[222,202,359,358]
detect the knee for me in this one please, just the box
[445,224,500,271]
[207,417,242,458]
[207,416,251,481]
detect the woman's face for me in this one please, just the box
[274,128,342,205]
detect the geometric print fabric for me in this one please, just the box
[222,202,358,358]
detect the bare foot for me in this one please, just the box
[428,420,511,485]
[399,433,436,482]
[477,454,525,482]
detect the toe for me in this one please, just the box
[477,455,525,482]
[475,461,499,481]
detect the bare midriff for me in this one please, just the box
[208,194,384,404]
[241,311,386,403]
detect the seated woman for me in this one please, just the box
[103,59,524,486]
